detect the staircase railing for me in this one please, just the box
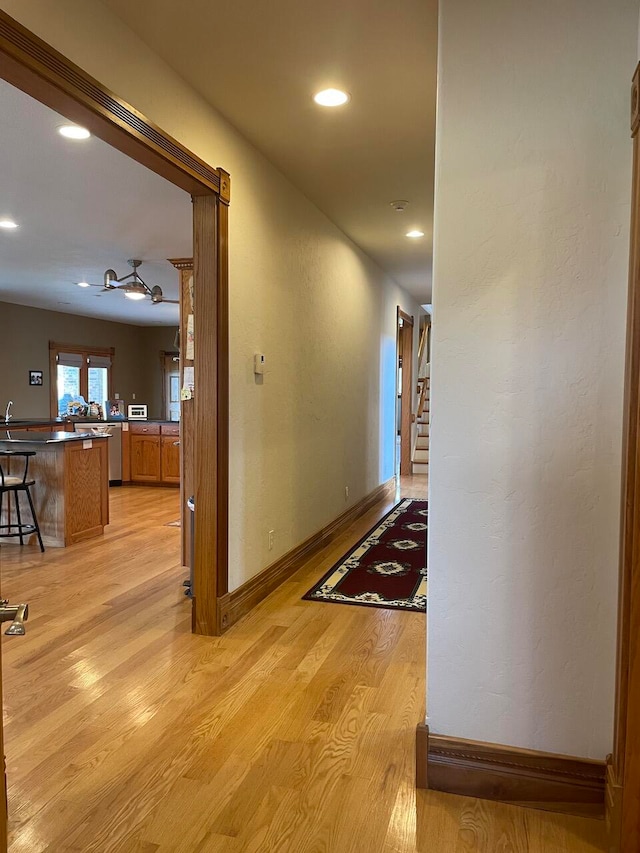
[418,324,427,371]
[418,376,428,418]
[418,319,431,381]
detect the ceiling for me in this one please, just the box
[0,78,192,326]
[102,0,437,301]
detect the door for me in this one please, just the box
[397,309,414,476]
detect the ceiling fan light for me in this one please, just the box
[151,285,163,304]
[102,260,157,303]
[122,277,148,300]
[103,268,117,288]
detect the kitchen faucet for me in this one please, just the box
[4,400,13,424]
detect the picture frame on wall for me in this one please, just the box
[29,370,43,386]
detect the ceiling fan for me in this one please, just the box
[99,259,179,304]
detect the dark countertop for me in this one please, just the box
[5,418,70,426]
[94,420,178,425]
[7,418,178,427]
[0,431,110,445]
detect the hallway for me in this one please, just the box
[0,478,604,852]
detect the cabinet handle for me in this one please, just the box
[173,441,180,446]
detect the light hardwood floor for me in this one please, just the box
[0,478,605,852]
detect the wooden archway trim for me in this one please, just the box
[0,9,230,637]
[0,9,220,196]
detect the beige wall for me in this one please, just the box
[428,0,636,759]
[139,326,179,420]
[0,301,175,419]
[0,0,424,591]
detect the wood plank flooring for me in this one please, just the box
[0,479,605,852]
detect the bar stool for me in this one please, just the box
[0,451,45,552]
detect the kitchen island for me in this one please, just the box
[0,431,109,547]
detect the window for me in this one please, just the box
[49,343,114,417]
[168,373,180,421]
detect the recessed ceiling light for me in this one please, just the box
[313,88,350,107]
[58,124,91,140]
[406,230,425,238]
[0,219,18,229]
[77,281,91,288]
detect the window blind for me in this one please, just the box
[57,352,84,368]
[87,354,112,368]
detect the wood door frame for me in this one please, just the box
[160,350,180,422]
[610,61,640,852]
[169,258,195,575]
[396,308,414,477]
[0,10,229,637]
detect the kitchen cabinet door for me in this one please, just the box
[130,434,161,483]
[161,435,180,484]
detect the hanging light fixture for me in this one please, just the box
[123,281,148,301]
[103,269,118,289]
[99,260,178,304]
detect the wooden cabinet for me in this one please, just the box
[130,433,162,483]
[161,436,181,484]
[129,422,161,436]
[0,434,109,547]
[129,422,180,486]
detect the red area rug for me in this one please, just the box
[303,499,427,612]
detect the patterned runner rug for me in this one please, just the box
[302,499,427,612]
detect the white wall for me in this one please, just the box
[428,0,637,758]
[0,0,423,591]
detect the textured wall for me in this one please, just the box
[138,325,179,420]
[0,0,424,590]
[0,301,173,418]
[427,0,636,758]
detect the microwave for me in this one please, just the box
[127,404,148,420]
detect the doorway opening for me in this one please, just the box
[0,8,229,637]
[0,11,230,848]
[161,351,181,422]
